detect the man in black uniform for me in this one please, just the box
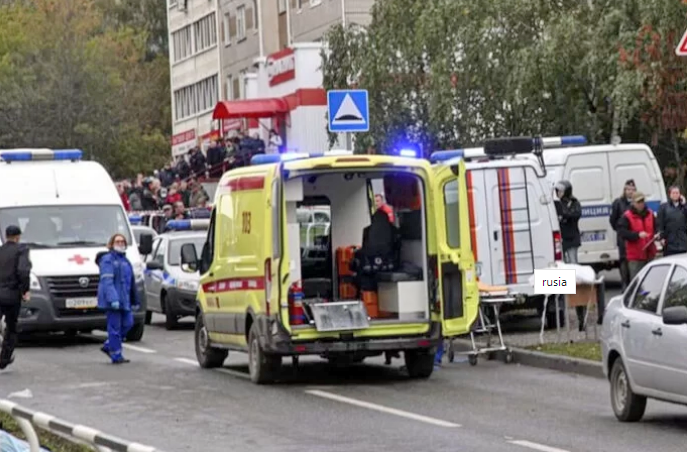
[0,225,32,370]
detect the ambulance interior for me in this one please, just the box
[285,171,430,324]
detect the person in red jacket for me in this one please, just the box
[617,192,657,281]
[116,183,130,212]
[165,182,183,206]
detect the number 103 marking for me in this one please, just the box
[242,212,251,234]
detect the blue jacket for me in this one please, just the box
[96,250,139,311]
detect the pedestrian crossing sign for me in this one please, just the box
[327,90,369,132]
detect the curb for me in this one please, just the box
[449,339,605,379]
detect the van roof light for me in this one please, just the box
[541,135,587,148]
[0,149,83,162]
[429,150,464,163]
[250,153,311,166]
[165,219,210,231]
[399,149,418,158]
[128,214,143,225]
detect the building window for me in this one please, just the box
[173,74,219,121]
[193,13,217,53]
[296,0,303,10]
[172,25,193,62]
[225,75,233,100]
[169,0,178,7]
[278,0,286,14]
[232,77,240,100]
[223,13,231,45]
[253,0,259,29]
[239,70,247,98]
[236,6,246,40]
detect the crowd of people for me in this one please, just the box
[114,130,282,213]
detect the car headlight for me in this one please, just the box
[30,273,41,291]
[133,261,144,282]
[176,280,199,292]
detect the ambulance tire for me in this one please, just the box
[404,349,434,379]
[248,324,281,384]
[195,315,228,368]
[126,322,145,342]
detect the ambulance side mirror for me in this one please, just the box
[180,243,199,273]
[138,233,153,256]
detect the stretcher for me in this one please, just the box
[446,282,515,366]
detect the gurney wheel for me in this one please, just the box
[504,351,514,364]
[468,355,478,366]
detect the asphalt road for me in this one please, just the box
[1,313,686,452]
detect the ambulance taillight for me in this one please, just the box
[553,231,562,261]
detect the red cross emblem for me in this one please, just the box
[68,254,90,265]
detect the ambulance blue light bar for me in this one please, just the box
[429,150,464,163]
[399,149,418,158]
[0,149,83,162]
[128,214,143,225]
[250,151,355,166]
[165,219,210,231]
[541,135,587,148]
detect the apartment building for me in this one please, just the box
[167,0,222,156]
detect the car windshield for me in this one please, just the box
[0,205,132,248]
[168,236,206,266]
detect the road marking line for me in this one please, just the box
[175,358,199,366]
[305,390,461,428]
[216,368,251,380]
[123,344,156,354]
[508,440,570,452]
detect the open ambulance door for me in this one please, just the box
[268,165,291,330]
[432,162,480,338]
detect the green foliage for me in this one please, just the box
[0,0,170,178]
[321,0,687,172]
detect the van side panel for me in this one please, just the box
[564,153,614,264]
[608,149,665,212]
[466,170,491,282]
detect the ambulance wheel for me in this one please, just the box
[195,315,227,368]
[468,354,478,366]
[404,350,434,379]
[144,311,152,325]
[126,322,145,342]
[248,324,280,384]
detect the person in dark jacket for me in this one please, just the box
[657,185,687,256]
[554,180,582,263]
[617,192,657,281]
[141,179,158,211]
[609,179,636,289]
[96,233,140,364]
[0,226,31,370]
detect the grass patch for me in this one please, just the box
[527,341,602,362]
[0,412,92,452]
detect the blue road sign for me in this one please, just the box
[327,90,369,132]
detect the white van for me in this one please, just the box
[538,142,667,270]
[0,149,153,340]
[432,137,562,324]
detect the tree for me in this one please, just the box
[0,0,170,178]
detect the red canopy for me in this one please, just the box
[212,98,288,120]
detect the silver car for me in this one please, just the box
[601,255,687,422]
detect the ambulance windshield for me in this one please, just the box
[0,205,132,248]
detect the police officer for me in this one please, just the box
[0,226,32,370]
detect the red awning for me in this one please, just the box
[212,98,288,120]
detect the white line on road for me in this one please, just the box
[175,358,199,366]
[122,344,156,354]
[305,390,461,428]
[508,440,570,452]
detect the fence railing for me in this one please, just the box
[0,399,162,452]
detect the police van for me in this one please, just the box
[536,141,666,270]
[180,151,479,384]
[0,149,153,339]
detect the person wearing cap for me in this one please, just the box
[0,226,32,370]
[610,179,636,289]
[617,192,657,281]
[657,186,687,256]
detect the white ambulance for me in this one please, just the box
[0,149,153,339]
[537,142,666,270]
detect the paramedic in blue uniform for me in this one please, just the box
[97,233,139,364]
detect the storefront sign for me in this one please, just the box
[171,129,196,156]
[266,47,296,87]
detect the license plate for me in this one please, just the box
[309,301,370,332]
[65,297,98,309]
[581,231,606,242]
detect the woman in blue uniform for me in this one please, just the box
[96,233,139,364]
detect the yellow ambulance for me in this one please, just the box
[180,151,478,384]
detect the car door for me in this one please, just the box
[144,238,161,304]
[653,265,687,397]
[621,264,670,390]
[148,238,167,311]
[433,163,479,337]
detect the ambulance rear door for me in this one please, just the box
[433,162,479,338]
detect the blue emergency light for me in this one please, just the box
[165,219,210,231]
[399,149,418,158]
[541,135,587,148]
[429,150,465,163]
[0,149,83,162]
[128,214,143,225]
